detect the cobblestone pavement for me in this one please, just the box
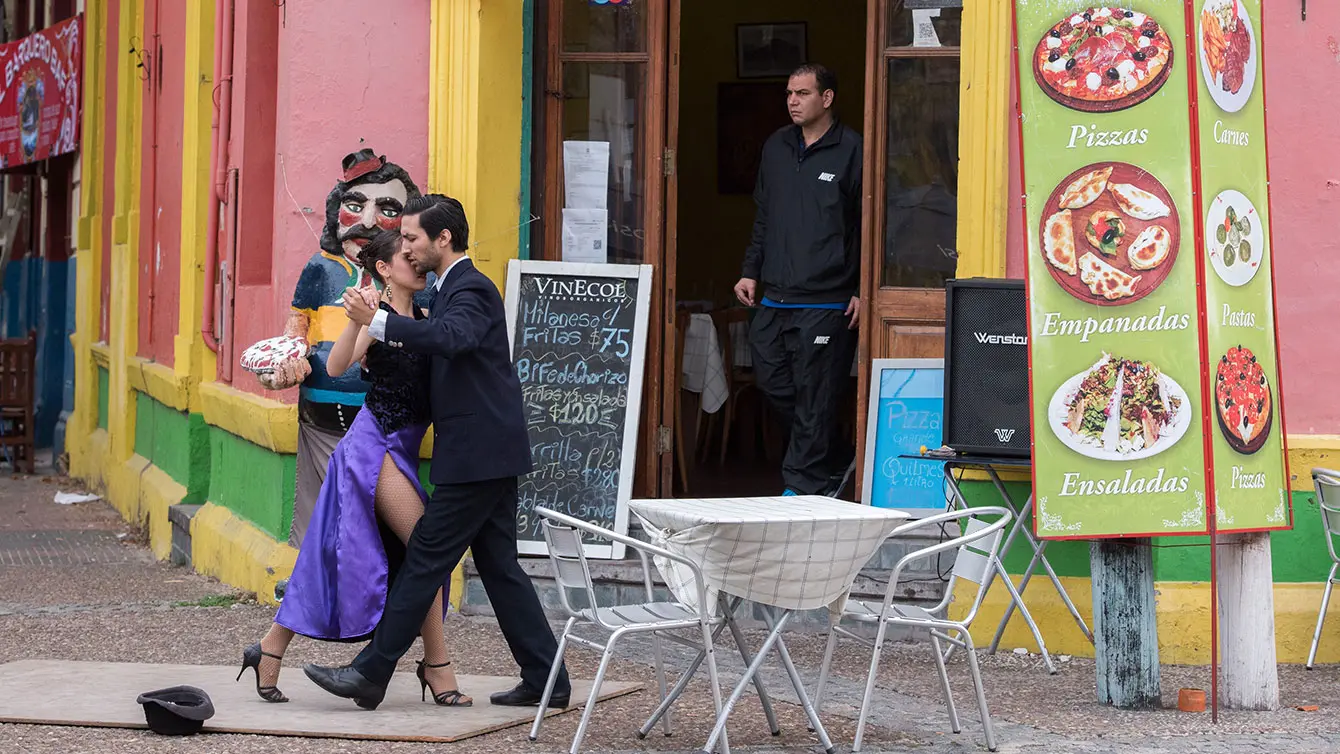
[2,470,1339,753]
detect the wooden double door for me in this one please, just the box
[535,0,964,498]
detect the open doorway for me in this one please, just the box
[671,3,867,498]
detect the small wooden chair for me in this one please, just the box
[704,308,776,465]
[0,331,37,474]
[672,309,692,494]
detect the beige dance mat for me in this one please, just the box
[0,660,641,742]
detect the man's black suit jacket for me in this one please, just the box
[383,258,533,486]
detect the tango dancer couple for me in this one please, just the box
[238,194,570,710]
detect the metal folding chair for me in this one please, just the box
[529,507,728,754]
[815,506,1012,753]
[1306,468,1340,669]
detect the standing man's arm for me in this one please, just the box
[735,155,769,307]
[843,140,864,329]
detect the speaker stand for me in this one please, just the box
[929,455,1095,674]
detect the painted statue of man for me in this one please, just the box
[254,149,421,547]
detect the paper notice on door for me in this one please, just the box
[912,9,942,48]
[562,208,608,264]
[563,141,610,210]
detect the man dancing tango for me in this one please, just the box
[304,195,570,709]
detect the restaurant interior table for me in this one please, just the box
[900,450,1095,674]
[629,495,909,754]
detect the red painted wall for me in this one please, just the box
[99,0,120,344]
[1005,4,1340,434]
[137,0,186,365]
[225,0,430,399]
[217,0,280,385]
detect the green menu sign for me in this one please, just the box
[1011,1,1290,539]
[1193,0,1290,532]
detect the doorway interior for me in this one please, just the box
[671,2,866,498]
[533,0,965,500]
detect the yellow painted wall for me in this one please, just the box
[955,576,1340,666]
[430,0,525,287]
[69,0,109,481]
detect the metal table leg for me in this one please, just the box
[699,611,793,754]
[698,610,836,754]
[639,596,780,739]
[762,607,835,754]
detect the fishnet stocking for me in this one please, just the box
[375,453,467,701]
[257,623,294,690]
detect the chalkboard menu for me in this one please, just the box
[504,260,653,559]
[860,358,950,517]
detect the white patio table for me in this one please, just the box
[629,495,909,754]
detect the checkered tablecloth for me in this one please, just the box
[630,496,909,615]
[680,313,729,414]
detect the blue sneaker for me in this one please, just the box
[782,489,798,497]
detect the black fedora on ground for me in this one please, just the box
[136,685,216,736]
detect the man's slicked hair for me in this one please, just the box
[405,194,469,253]
[790,63,838,98]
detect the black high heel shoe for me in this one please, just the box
[238,643,289,703]
[416,660,472,707]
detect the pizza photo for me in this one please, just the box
[1033,7,1174,113]
[1039,162,1180,306]
[1198,0,1256,113]
[1048,352,1192,461]
[1215,345,1272,454]
[1206,189,1265,287]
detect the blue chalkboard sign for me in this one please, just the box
[861,358,949,516]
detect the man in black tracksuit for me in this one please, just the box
[734,63,862,497]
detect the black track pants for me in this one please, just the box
[749,306,857,495]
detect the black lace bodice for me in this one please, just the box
[362,302,430,434]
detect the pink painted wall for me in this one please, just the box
[1261,5,1340,434]
[1005,5,1340,434]
[137,0,187,365]
[226,0,430,399]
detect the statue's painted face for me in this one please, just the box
[336,178,410,263]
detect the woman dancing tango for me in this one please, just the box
[238,227,470,707]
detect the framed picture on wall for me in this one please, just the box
[736,23,807,79]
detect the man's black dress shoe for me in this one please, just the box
[303,664,386,710]
[490,682,570,708]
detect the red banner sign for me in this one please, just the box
[0,15,81,169]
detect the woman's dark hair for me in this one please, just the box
[355,228,403,286]
[404,193,470,252]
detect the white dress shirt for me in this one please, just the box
[367,255,468,344]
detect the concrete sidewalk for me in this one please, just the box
[2,470,1339,753]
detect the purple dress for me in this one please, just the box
[275,303,437,641]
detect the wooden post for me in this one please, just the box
[1217,532,1280,710]
[1091,539,1161,709]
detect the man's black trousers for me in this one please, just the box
[353,476,570,695]
[749,306,857,495]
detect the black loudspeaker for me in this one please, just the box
[943,278,1031,458]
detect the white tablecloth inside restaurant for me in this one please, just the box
[629,496,909,616]
[680,312,729,414]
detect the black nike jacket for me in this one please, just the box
[741,120,863,305]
